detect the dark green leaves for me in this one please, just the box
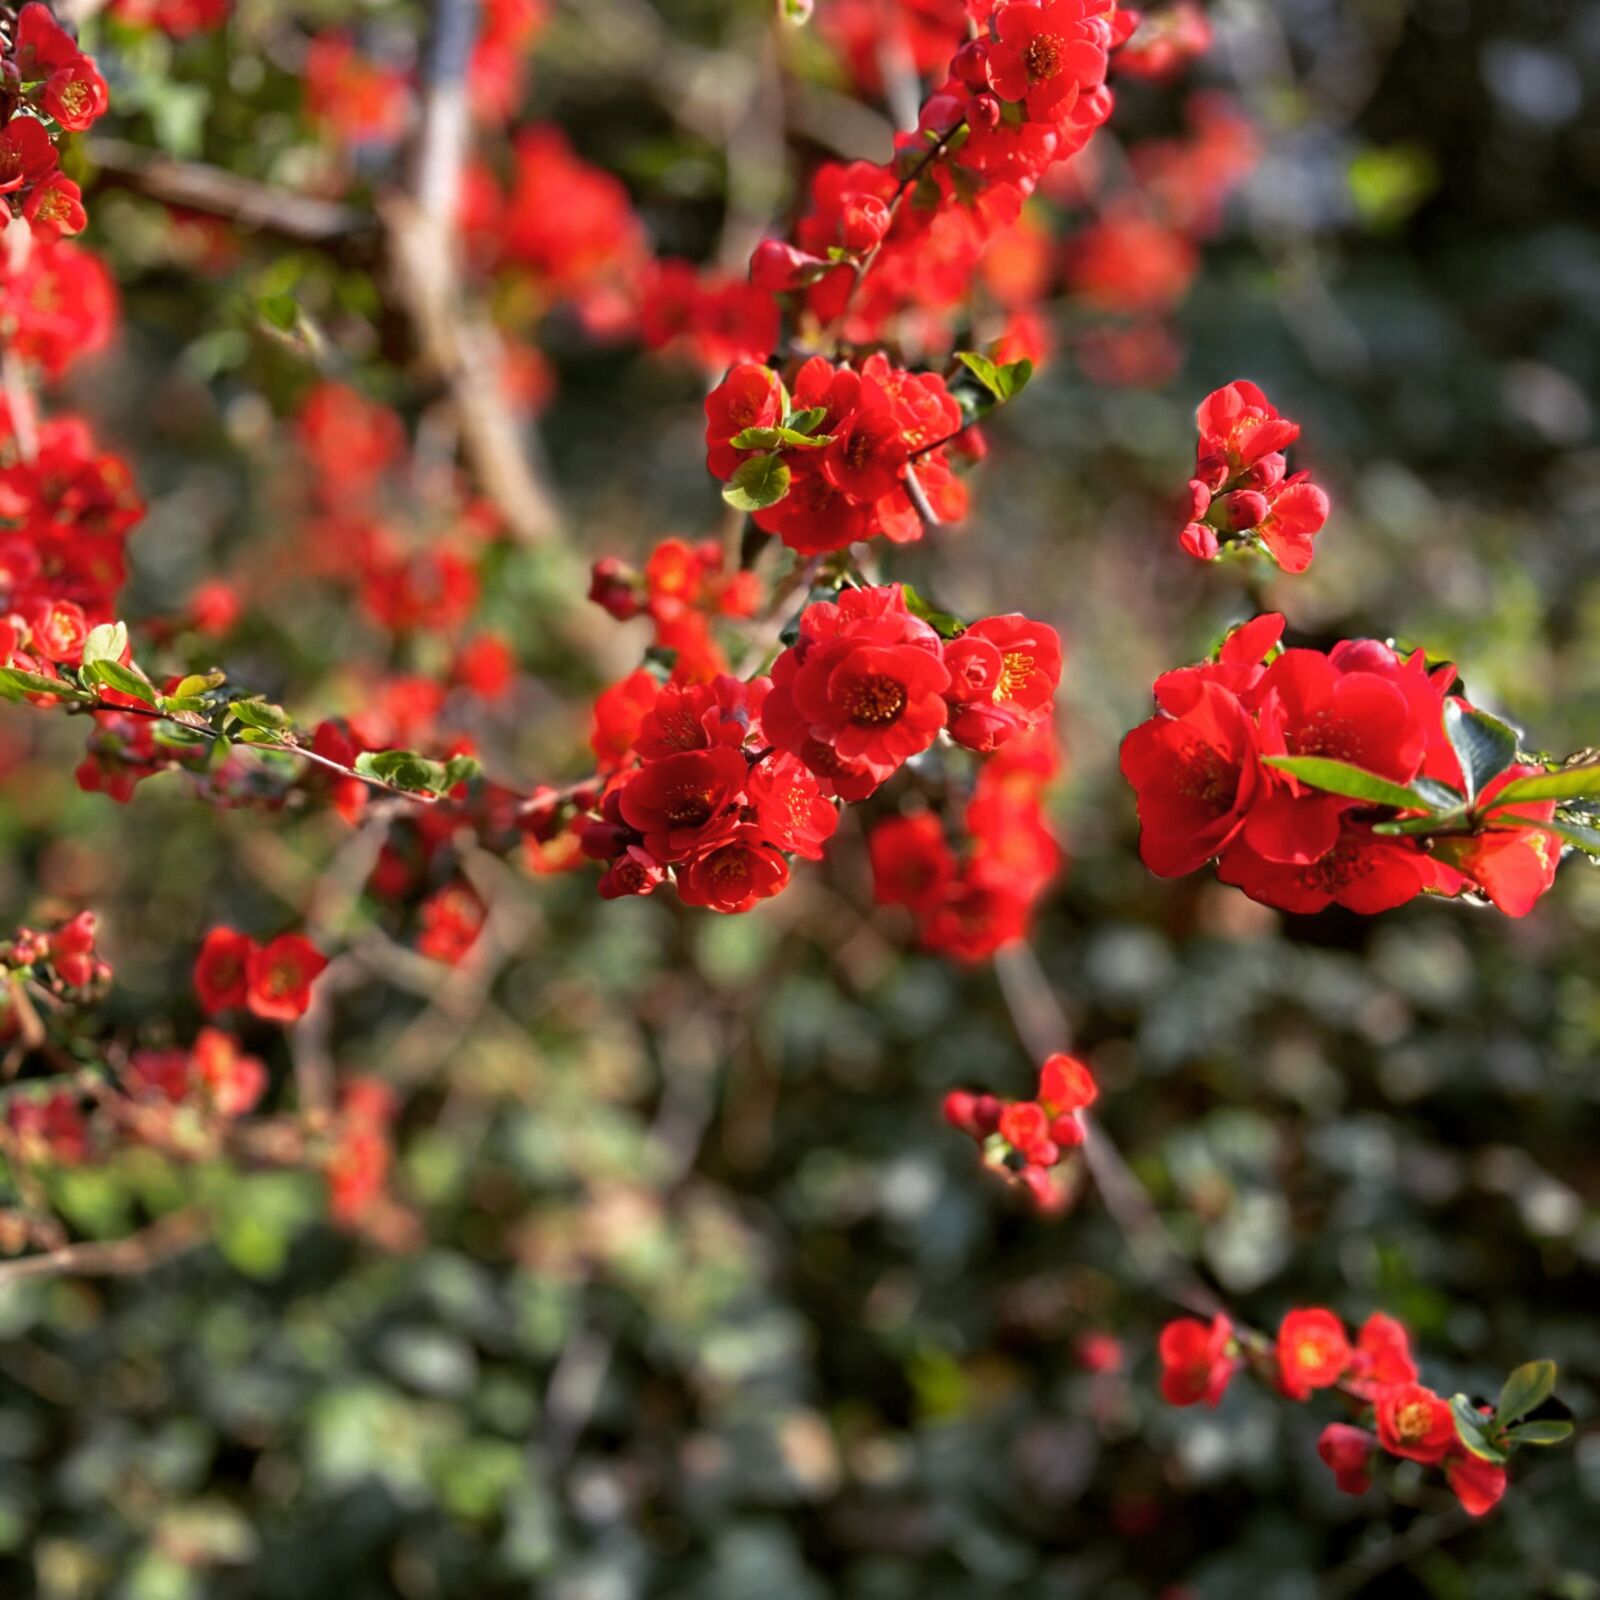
[1260,755,1438,812]
[1505,1420,1574,1446]
[1445,701,1519,799]
[0,666,89,702]
[722,453,791,512]
[1496,1360,1556,1428]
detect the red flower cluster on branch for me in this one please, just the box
[194,927,330,1024]
[944,1050,1097,1210]
[1176,381,1330,570]
[1156,1306,1564,1518]
[1122,613,1567,916]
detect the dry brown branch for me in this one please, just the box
[0,1208,208,1289]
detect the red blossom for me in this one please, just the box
[1158,1314,1236,1406]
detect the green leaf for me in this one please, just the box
[227,697,293,732]
[80,621,129,666]
[1445,701,1519,800]
[440,754,482,792]
[900,584,966,640]
[730,425,833,451]
[1450,1395,1508,1464]
[0,665,87,701]
[1486,761,1600,806]
[172,671,226,699]
[1260,755,1439,812]
[1505,1420,1573,1447]
[1411,776,1466,811]
[1496,1360,1557,1428]
[721,453,791,512]
[82,659,159,706]
[354,749,448,794]
[954,351,1033,404]
[785,406,829,436]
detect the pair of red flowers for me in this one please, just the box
[944,1050,1098,1210]
[704,356,971,555]
[1159,1308,1508,1517]
[1120,613,1562,916]
[193,928,330,1024]
[1175,381,1330,571]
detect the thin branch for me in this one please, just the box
[0,1208,207,1288]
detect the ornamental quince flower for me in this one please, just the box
[1157,1314,1236,1406]
[1276,1308,1350,1400]
[1375,1382,1456,1465]
[245,933,329,1023]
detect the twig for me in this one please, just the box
[901,463,942,528]
[383,0,563,545]
[0,1208,207,1288]
[86,137,374,245]
[993,943,1227,1321]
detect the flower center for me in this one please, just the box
[1025,32,1063,82]
[846,674,908,727]
[1397,1400,1433,1442]
[664,788,714,827]
[996,650,1035,702]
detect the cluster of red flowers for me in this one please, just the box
[1159,1308,1524,1518]
[869,720,1064,960]
[125,1027,269,1119]
[589,537,764,685]
[704,355,974,552]
[756,0,1135,345]
[1,5,109,242]
[325,1076,398,1228]
[1174,381,1330,571]
[1120,612,1564,916]
[0,236,115,376]
[639,258,780,374]
[580,584,1062,912]
[1,910,107,997]
[193,927,330,1024]
[943,1050,1097,1209]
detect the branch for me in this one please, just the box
[86,137,374,245]
[993,943,1228,1321]
[0,1208,207,1288]
[383,0,563,546]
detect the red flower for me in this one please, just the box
[194,926,252,1013]
[1436,764,1561,917]
[1195,381,1300,474]
[416,882,487,965]
[1317,1423,1375,1496]
[998,1099,1057,1165]
[1039,1052,1096,1113]
[1346,1312,1419,1399]
[1120,681,1260,877]
[704,362,784,477]
[1217,822,1434,916]
[617,746,748,863]
[1375,1383,1456,1464]
[43,57,111,131]
[127,1047,192,1103]
[1157,1314,1235,1406]
[29,598,90,664]
[48,911,100,988]
[869,813,957,912]
[676,826,791,912]
[763,587,950,789]
[12,5,81,79]
[193,1028,268,1116]
[944,614,1062,752]
[822,400,909,502]
[0,116,57,195]
[1256,476,1329,574]
[634,676,761,759]
[746,753,839,860]
[1276,1308,1350,1400]
[1445,1451,1508,1517]
[23,173,88,241]
[590,669,660,772]
[245,933,329,1023]
[987,0,1106,115]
